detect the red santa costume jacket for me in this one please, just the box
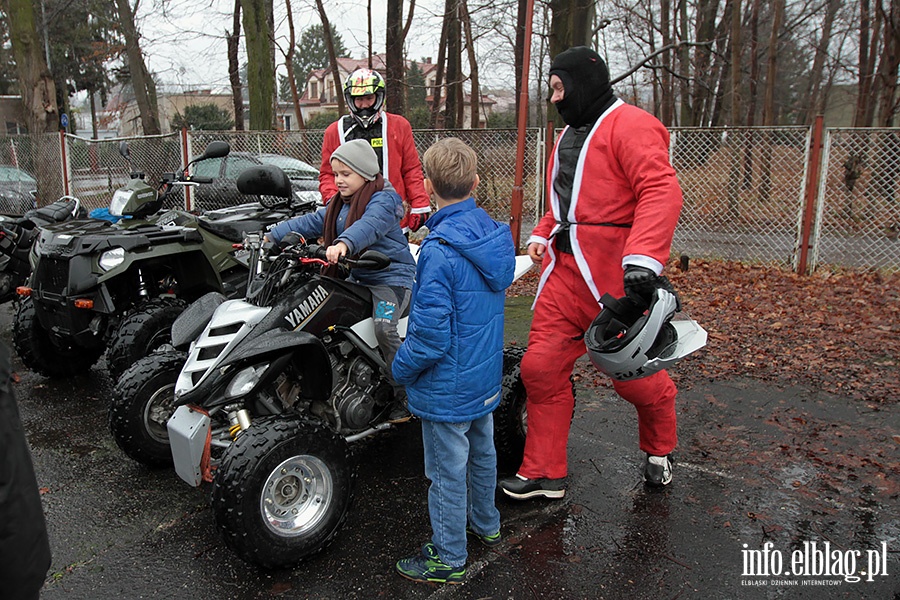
[319,112,430,230]
[528,99,683,302]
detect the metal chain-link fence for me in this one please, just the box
[814,128,900,271]
[66,133,182,212]
[670,127,812,267]
[0,133,64,213]
[3,126,898,272]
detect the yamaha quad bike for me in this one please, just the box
[108,168,536,569]
[14,141,317,380]
[0,196,87,303]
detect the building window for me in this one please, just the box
[283,115,291,130]
[311,81,318,99]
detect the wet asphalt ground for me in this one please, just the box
[6,298,899,600]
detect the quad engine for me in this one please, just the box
[326,342,381,430]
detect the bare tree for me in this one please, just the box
[876,0,900,125]
[243,0,276,129]
[227,0,244,130]
[461,0,481,127]
[2,0,58,133]
[802,0,840,124]
[314,0,346,115]
[281,0,305,129]
[115,0,160,134]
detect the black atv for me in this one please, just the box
[14,141,316,379]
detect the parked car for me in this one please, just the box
[186,153,321,211]
[0,166,38,214]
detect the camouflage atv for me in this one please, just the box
[14,141,315,379]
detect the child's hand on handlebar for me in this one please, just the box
[326,241,349,264]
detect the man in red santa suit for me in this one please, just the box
[319,68,431,233]
[498,46,684,499]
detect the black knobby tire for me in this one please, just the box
[108,351,186,468]
[13,297,105,377]
[106,297,188,381]
[493,345,577,473]
[212,416,356,570]
[494,346,529,472]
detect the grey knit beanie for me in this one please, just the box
[330,139,380,181]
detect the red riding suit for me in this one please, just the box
[320,112,430,232]
[518,99,684,480]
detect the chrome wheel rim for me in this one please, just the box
[143,384,176,443]
[260,455,333,537]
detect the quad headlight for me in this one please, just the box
[99,247,125,271]
[225,363,269,398]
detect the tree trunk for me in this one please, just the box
[659,0,673,125]
[514,0,527,119]
[548,0,594,126]
[430,6,449,128]
[727,0,742,217]
[690,0,719,126]
[315,0,346,115]
[243,0,276,130]
[460,0,480,128]
[386,0,404,112]
[283,0,305,129]
[876,0,900,126]
[761,0,783,126]
[228,0,244,130]
[758,0,783,202]
[445,0,461,128]
[115,0,160,134]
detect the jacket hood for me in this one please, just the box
[425,199,515,292]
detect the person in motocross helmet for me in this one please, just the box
[392,138,515,584]
[496,46,685,497]
[270,139,417,423]
[319,68,431,234]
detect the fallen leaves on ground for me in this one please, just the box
[507,259,900,404]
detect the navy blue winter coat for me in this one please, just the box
[392,198,515,422]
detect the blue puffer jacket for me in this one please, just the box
[392,198,515,422]
[267,183,415,289]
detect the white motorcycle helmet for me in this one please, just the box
[585,288,707,381]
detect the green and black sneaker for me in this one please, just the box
[466,526,502,548]
[396,542,466,584]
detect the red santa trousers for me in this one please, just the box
[518,252,678,480]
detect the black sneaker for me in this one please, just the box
[396,542,466,584]
[466,526,501,548]
[498,474,566,500]
[643,454,673,486]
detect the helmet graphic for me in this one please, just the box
[585,288,707,381]
[343,68,386,128]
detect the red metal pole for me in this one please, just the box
[181,127,192,212]
[509,0,536,252]
[797,115,824,275]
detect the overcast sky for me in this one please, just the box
[135,0,515,92]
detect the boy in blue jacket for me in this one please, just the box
[392,137,516,583]
[268,139,416,422]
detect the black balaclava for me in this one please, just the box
[549,46,615,128]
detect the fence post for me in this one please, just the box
[797,115,824,275]
[59,130,70,198]
[181,127,191,211]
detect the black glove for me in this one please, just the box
[407,212,429,232]
[623,265,659,306]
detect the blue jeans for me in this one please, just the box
[421,413,501,567]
